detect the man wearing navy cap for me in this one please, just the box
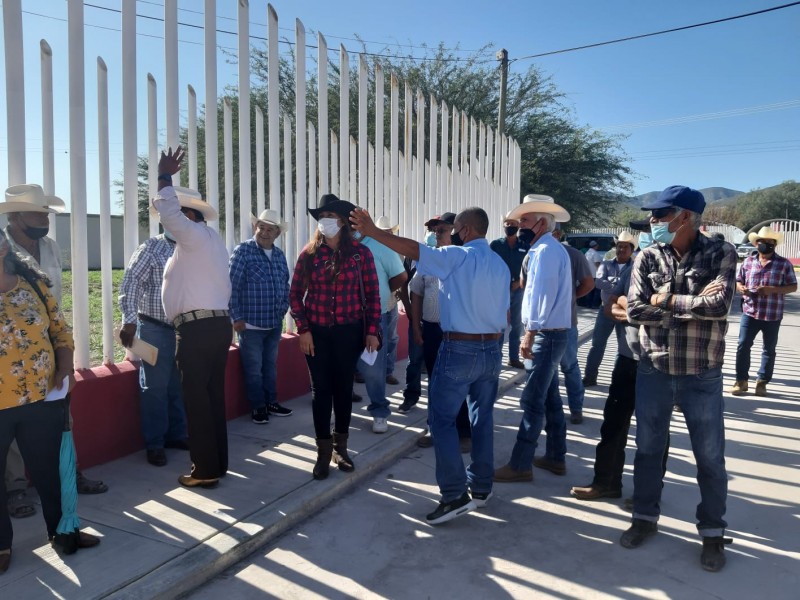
[621,185,737,572]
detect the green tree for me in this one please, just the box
[732,181,800,230]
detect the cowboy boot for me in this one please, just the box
[332,432,355,472]
[313,438,334,480]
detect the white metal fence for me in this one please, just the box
[3,1,521,369]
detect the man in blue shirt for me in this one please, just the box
[494,194,573,483]
[350,206,510,526]
[229,209,292,425]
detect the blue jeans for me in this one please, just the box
[429,339,501,502]
[509,330,568,470]
[403,320,424,403]
[499,288,524,362]
[633,359,728,537]
[584,309,626,380]
[735,313,781,382]
[238,327,282,410]
[138,319,186,449]
[560,326,584,414]
[384,305,399,376]
[361,310,391,418]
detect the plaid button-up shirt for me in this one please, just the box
[737,253,797,321]
[289,240,381,336]
[119,235,175,325]
[627,234,737,375]
[229,239,290,329]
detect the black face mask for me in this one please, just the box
[517,228,535,245]
[23,225,50,240]
[757,242,775,255]
[450,229,465,246]
[504,226,519,237]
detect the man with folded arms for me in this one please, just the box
[494,195,572,484]
[119,209,189,467]
[155,146,232,489]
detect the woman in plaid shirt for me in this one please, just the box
[290,194,381,480]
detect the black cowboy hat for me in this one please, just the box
[308,193,358,221]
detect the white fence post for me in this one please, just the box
[97,57,114,366]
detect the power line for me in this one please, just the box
[600,100,800,131]
[513,2,800,62]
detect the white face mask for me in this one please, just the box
[317,217,342,238]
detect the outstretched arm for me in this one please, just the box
[350,208,421,260]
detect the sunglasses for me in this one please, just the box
[650,207,679,220]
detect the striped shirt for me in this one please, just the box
[408,271,441,323]
[229,238,290,329]
[737,253,796,321]
[627,234,737,375]
[119,235,175,325]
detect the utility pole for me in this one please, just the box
[496,48,509,137]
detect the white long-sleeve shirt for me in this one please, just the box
[153,186,231,321]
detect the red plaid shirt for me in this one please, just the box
[737,253,797,321]
[289,240,381,336]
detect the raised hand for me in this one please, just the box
[159,145,185,176]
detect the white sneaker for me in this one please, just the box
[372,417,389,433]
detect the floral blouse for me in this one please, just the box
[0,277,74,410]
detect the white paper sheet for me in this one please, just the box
[44,376,70,402]
[360,347,378,366]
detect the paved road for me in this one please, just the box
[189,294,800,600]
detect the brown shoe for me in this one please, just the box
[493,464,533,483]
[459,437,472,454]
[417,434,433,448]
[507,359,525,369]
[178,475,219,489]
[570,483,622,501]
[77,531,101,549]
[730,380,748,396]
[754,380,767,397]
[533,456,566,476]
[385,374,400,385]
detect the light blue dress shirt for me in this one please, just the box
[416,238,510,334]
[361,236,406,313]
[521,233,573,331]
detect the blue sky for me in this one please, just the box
[1,0,798,214]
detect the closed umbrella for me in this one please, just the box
[52,394,80,554]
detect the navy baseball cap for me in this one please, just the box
[641,185,706,215]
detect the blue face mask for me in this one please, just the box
[637,232,653,249]
[425,231,437,247]
[650,223,675,245]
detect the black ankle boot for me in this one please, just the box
[332,432,354,472]
[620,518,658,549]
[701,536,732,572]
[313,438,333,480]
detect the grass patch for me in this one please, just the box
[61,269,127,366]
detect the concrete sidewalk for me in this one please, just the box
[3,297,799,599]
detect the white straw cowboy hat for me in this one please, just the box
[748,226,784,246]
[2,184,66,214]
[150,186,218,221]
[375,215,400,233]
[616,230,639,251]
[506,194,570,223]
[250,209,288,233]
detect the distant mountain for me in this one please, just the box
[628,187,744,207]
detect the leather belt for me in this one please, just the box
[138,313,174,329]
[443,332,502,341]
[173,309,230,328]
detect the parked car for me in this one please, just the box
[736,242,756,259]
[564,233,616,253]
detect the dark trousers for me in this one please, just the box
[422,320,471,439]
[592,355,668,491]
[306,322,363,439]
[0,400,65,549]
[735,314,781,383]
[175,316,231,480]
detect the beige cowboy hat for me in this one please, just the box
[506,194,570,223]
[748,226,784,246]
[616,230,638,251]
[250,209,288,233]
[2,184,66,214]
[150,186,218,222]
[375,215,400,233]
